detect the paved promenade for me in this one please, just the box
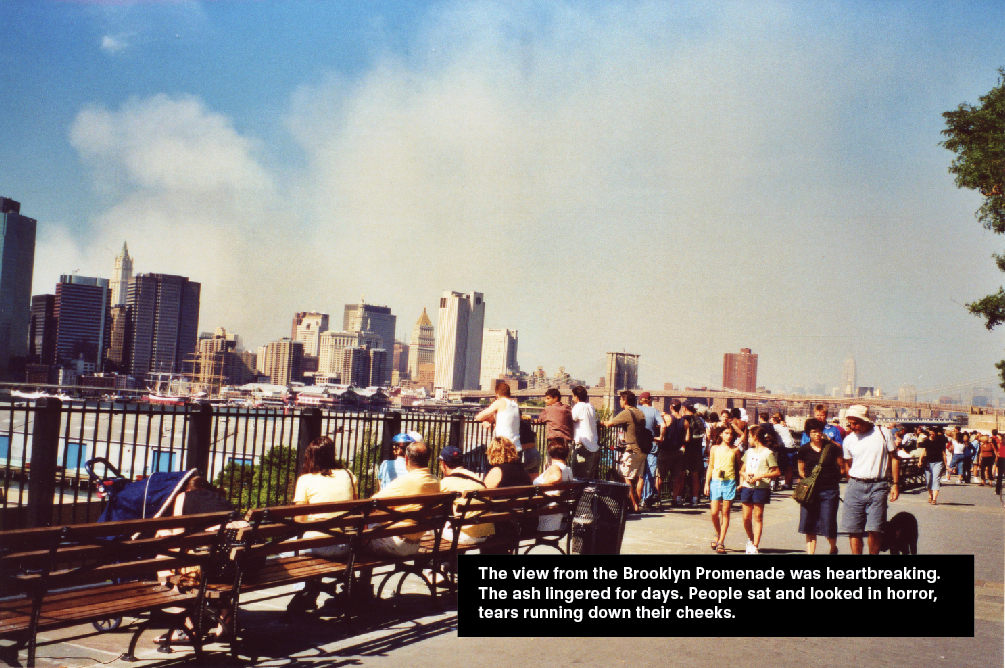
[22,481,1003,667]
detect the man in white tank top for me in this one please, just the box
[475,381,540,475]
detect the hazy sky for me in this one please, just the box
[2,1,1003,399]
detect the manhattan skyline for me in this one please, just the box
[3,1,1004,397]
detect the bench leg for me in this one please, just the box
[120,620,153,662]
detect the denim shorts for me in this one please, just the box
[840,478,888,534]
[709,478,737,501]
[739,486,771,505]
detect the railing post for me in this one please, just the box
[296,408,322,478]
[27,397,62,528]
[449,413,464,451]
[382,410,401,461]
[185,401,214,475]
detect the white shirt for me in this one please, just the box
[774,423,795,450]
[843,426,895,480]
[494,398,522,450]
[571,401,598,452]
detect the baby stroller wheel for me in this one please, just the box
[93,617,123,632]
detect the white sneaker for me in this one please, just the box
[745,540,757,554]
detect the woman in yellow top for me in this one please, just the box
[703,426,741,554]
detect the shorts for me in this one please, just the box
[618,448,645,481]
[840,478,889,535]
[657,447,682,479]
[739,487,771,505]
[798,487,840,538]
[709,478,737,501]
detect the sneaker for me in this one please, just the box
[745,540,757,554]
[691,497,699,506]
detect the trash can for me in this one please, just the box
[571,480,630,555]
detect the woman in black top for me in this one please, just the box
[484,437,533,488]
[797,419,845,554]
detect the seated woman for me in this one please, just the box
[287,436,357,615]
[484,436,533,489]
[534,438,574,532]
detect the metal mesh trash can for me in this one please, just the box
[571,480,630,554]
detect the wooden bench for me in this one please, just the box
[218,493,454,659]
[0,511,233,667]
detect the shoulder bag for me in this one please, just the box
[792,441,833,506]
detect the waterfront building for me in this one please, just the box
[479,329,519,392]
[0,197,36,380]
[722,348,757,393]
[260,338,304,386]
[110,242,133,307]
[126,273,201,379]
[54,275,111,371]
[292,311,329,357]
[842,355,857,397]
[407,308,435,381]
[28,294,56,365]
[343,301,396,384]
[318,329,382,379]
[434,291,484,391]
[191,328,257,393]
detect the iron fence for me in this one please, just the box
[0,399,628,529]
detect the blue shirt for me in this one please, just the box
[377,458,408,489]
[801,424,844,446]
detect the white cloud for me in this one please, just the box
[100,33,131,54]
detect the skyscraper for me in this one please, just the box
[292,312,329,357]
[723,348,758,393]
[407,308,435,383]
[28,294,56,365]
[392,340,409,384]
[106,305,132,373]
[127,273,200,379]
[434,291,484,391]
[317,329,382,379]
[0,197,36,379]
[260,338,304,386]
[343,301,396,384]
[842,355,857,398]
[480,329,519,392]
[54,275,111,371]
[110,242,133,307]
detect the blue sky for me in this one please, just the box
[2,1,1004,399]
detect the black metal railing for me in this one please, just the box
[0,399,630,530]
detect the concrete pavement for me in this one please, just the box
[18,480,1004,667]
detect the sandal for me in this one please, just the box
[715,543,726,554]
[711,539,719,550]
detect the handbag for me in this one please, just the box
[792,441,833,506]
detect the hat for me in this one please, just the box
[392,432,414,444]
[439,445,464,468]
[683,401,695,412]
[639,391,651,401]
[845,405,872,423]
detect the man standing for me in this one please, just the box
[475,381,539,476]
[601,390,647,512]
[570,385,599,480]
[679,402,705,507]
[801,404,844,446]
[536,389,574,449]
[659,400,685,506]
[839,405,899,555]
[771,413,798,489]
[637,392,664,507]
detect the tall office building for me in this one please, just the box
[28,294,56,365]
[722,348,758,393]
[106,305,132,373]
[407,308,435,382]
[126,273,200,379]
[842,355,857,398]
[0,197,36,379]
[317,329,382,379]
[479,329,519,392]
[260,338,304,386]
[434,291,484,391]
[110,242,133,307]
[343,301,396,384]
[392,340,409,385]
[292,311,328,357]
[54,275,111,371]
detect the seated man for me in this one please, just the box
[369,440,441,557]
[438,445,493,545]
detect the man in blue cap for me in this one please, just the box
[378,431,422,490]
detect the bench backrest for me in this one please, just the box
[0,511,234,596]
[235,499,373,560]
[453,482,586,529]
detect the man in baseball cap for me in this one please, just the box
[839,405,899,554]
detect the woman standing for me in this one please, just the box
[796,419,844,555]
[703,426,740,554]
[738,425,780,554]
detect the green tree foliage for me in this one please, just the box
[941,67,1005,388]
[214,445,297,511]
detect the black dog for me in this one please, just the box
[879,511,918,554]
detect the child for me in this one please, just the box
[738,425,781,554]
[704,426,741,554]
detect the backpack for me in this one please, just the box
[630,409,654,455]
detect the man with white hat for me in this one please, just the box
[839,405,899,554]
